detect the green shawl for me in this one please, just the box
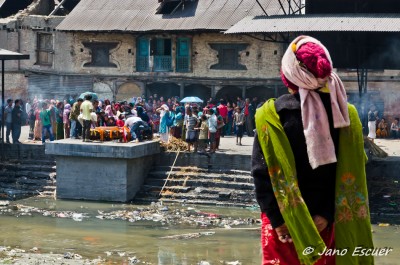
[255,99,374,265]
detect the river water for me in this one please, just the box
[0,198,399,264]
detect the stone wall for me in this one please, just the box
[0,73,28,100]
[60,32,282,80]
[18,15,65,70]
[0,143,53,161]
[340,70,400,120]
[1,12,400,111]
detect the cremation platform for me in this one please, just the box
[45,139,160,202]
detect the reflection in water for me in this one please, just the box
[158,249,181,265]
[0,198,399,264]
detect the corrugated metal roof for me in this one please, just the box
[57,0,285,32]
[0,49,30,60]
[225,14,400,34]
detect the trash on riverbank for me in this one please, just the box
[0,246,105,265]
[0,203,89,221]
[93,203,259,228]
[0,201,260,229]
[0,201,10,207]
[160,231,215,240]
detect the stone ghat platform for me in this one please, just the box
[45,139,160,202]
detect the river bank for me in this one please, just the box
[1,129,400,264]
[1,197,399,265]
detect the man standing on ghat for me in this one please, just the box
[80,95,93,142]
[4,99,13,144]
[252,36,374,265]
[70,98,83,139]
[11,99,23,144]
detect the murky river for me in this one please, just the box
[0,198,399,264]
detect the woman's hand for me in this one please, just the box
[313,215,328,232]
[275,224,292,243]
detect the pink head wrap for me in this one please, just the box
[281,35,350,169]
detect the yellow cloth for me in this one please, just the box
[319,82,330,93]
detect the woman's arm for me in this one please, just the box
[252,132,284,228]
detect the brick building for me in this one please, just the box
[1,0,399,122]
[0,0,288,103]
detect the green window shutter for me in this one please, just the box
[176,37,191,72]
[137,38,149,71]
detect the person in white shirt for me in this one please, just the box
[207,109,217,153]
[80,95,94,142]
[25,99,31,125]
[125,116,142,128]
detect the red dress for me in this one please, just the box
[261,213,335,265]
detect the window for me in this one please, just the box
[156,0,182,15]
[36,33,53,66]
[136,38,150,72]
[176,37,191,72]
[152,38,172,72]
[82,42,118,68]
[137,38,172,72]
[209,43,249,70]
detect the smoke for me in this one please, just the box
[365,34,400,70]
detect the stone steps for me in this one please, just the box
[0,158,57,200]
[1,163,56,173]
[7,159,56,166]
[145,178,254,190]
[152,166,251,175]
[134,165,256,207]
[147,171,254,183]
[135,197,252,208]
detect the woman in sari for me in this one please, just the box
[33,105,42,141]
[376,118,388,138]
[63,104,71,138]
[157,104,170,143]
[252,36,374,265]
[56,101,64,140]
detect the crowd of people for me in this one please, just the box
[367,105,400,142]
[1,93,399,148]
[0,93,262,149]
[156,96,260,152]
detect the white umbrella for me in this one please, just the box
[180,96,203,103]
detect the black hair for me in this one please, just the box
[77,98,84,102]
[85,95,92,101]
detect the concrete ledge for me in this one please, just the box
[45,140,160,202]
[45,139,160,158]
[56,155,155,202]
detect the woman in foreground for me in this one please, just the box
[252,36,374,265]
